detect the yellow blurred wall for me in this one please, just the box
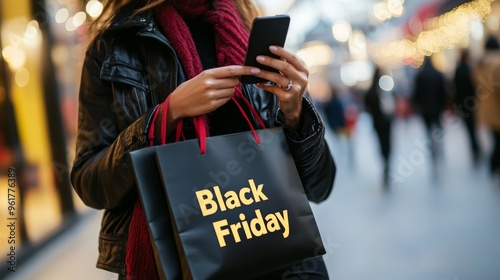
[1,0,62,240]
[1,0,54,188]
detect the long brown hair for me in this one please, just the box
[91,0,263,34]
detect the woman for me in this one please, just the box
[70,0,336,279]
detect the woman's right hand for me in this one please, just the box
[169,65,260,119]
[155,65,260,139]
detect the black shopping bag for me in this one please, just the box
[129,104,183,280]
[129,146,183,280]
[155,126,326,280]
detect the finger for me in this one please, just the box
[206,96,232,113]
[255,82,287,99]
[269,45,308,73]
[207,65,261,78]
[256,55,301,82]
[208,77,240,89]
[210,88,236,100]
[253,70,290,89]
[255,82,277,95]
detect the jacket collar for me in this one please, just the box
[106,2,157,32]
[103,3,174,51]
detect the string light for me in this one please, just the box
[372,0,494,66]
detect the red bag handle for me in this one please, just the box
[148,96,184,146]
[193,95,266,154]
[239,96,267,129]
[149,93,266,154]
[230,96,261,145]
[148,103,163,147]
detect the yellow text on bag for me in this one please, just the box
[195,179,290,247]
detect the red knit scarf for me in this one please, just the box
[125,1,250,279]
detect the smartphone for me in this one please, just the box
[241,15,290,84]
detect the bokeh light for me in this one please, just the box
[332,20,351,43]
[379,75,395,91]
[86,0,104,19]
[2,46,26,70]
[15,67,30,87]
[55,8,69,24]
[72,11,87,27]
[297,41,333,68]
[65,17,78,32]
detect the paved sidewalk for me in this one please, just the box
[315,114,500,280]
[5,210,117,280]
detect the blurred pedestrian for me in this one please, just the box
[412,56,448,161]
[453,49,480,164]
[474,35,500,177]
[324,87,346,136]
[364,66,394,186]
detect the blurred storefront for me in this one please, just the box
[1,0,91,275]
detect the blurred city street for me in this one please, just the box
[7,111,500,280]
[315,112,500,280]
[2,1,500,279]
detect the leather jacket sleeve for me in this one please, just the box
[277,96,336,203]
[70,38,155,210]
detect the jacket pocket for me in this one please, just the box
[111,83,151,130]
[97,234,127,275]
[101,60,148,91]
[101,62,152,130]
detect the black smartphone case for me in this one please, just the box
[241,15,290,84]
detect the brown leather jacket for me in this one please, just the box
[70,4,335,275]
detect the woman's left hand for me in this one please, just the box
[254,46,309,129]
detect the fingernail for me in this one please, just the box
[251,68,261,74]
[257,56,265,62]
[270,46,278,51]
